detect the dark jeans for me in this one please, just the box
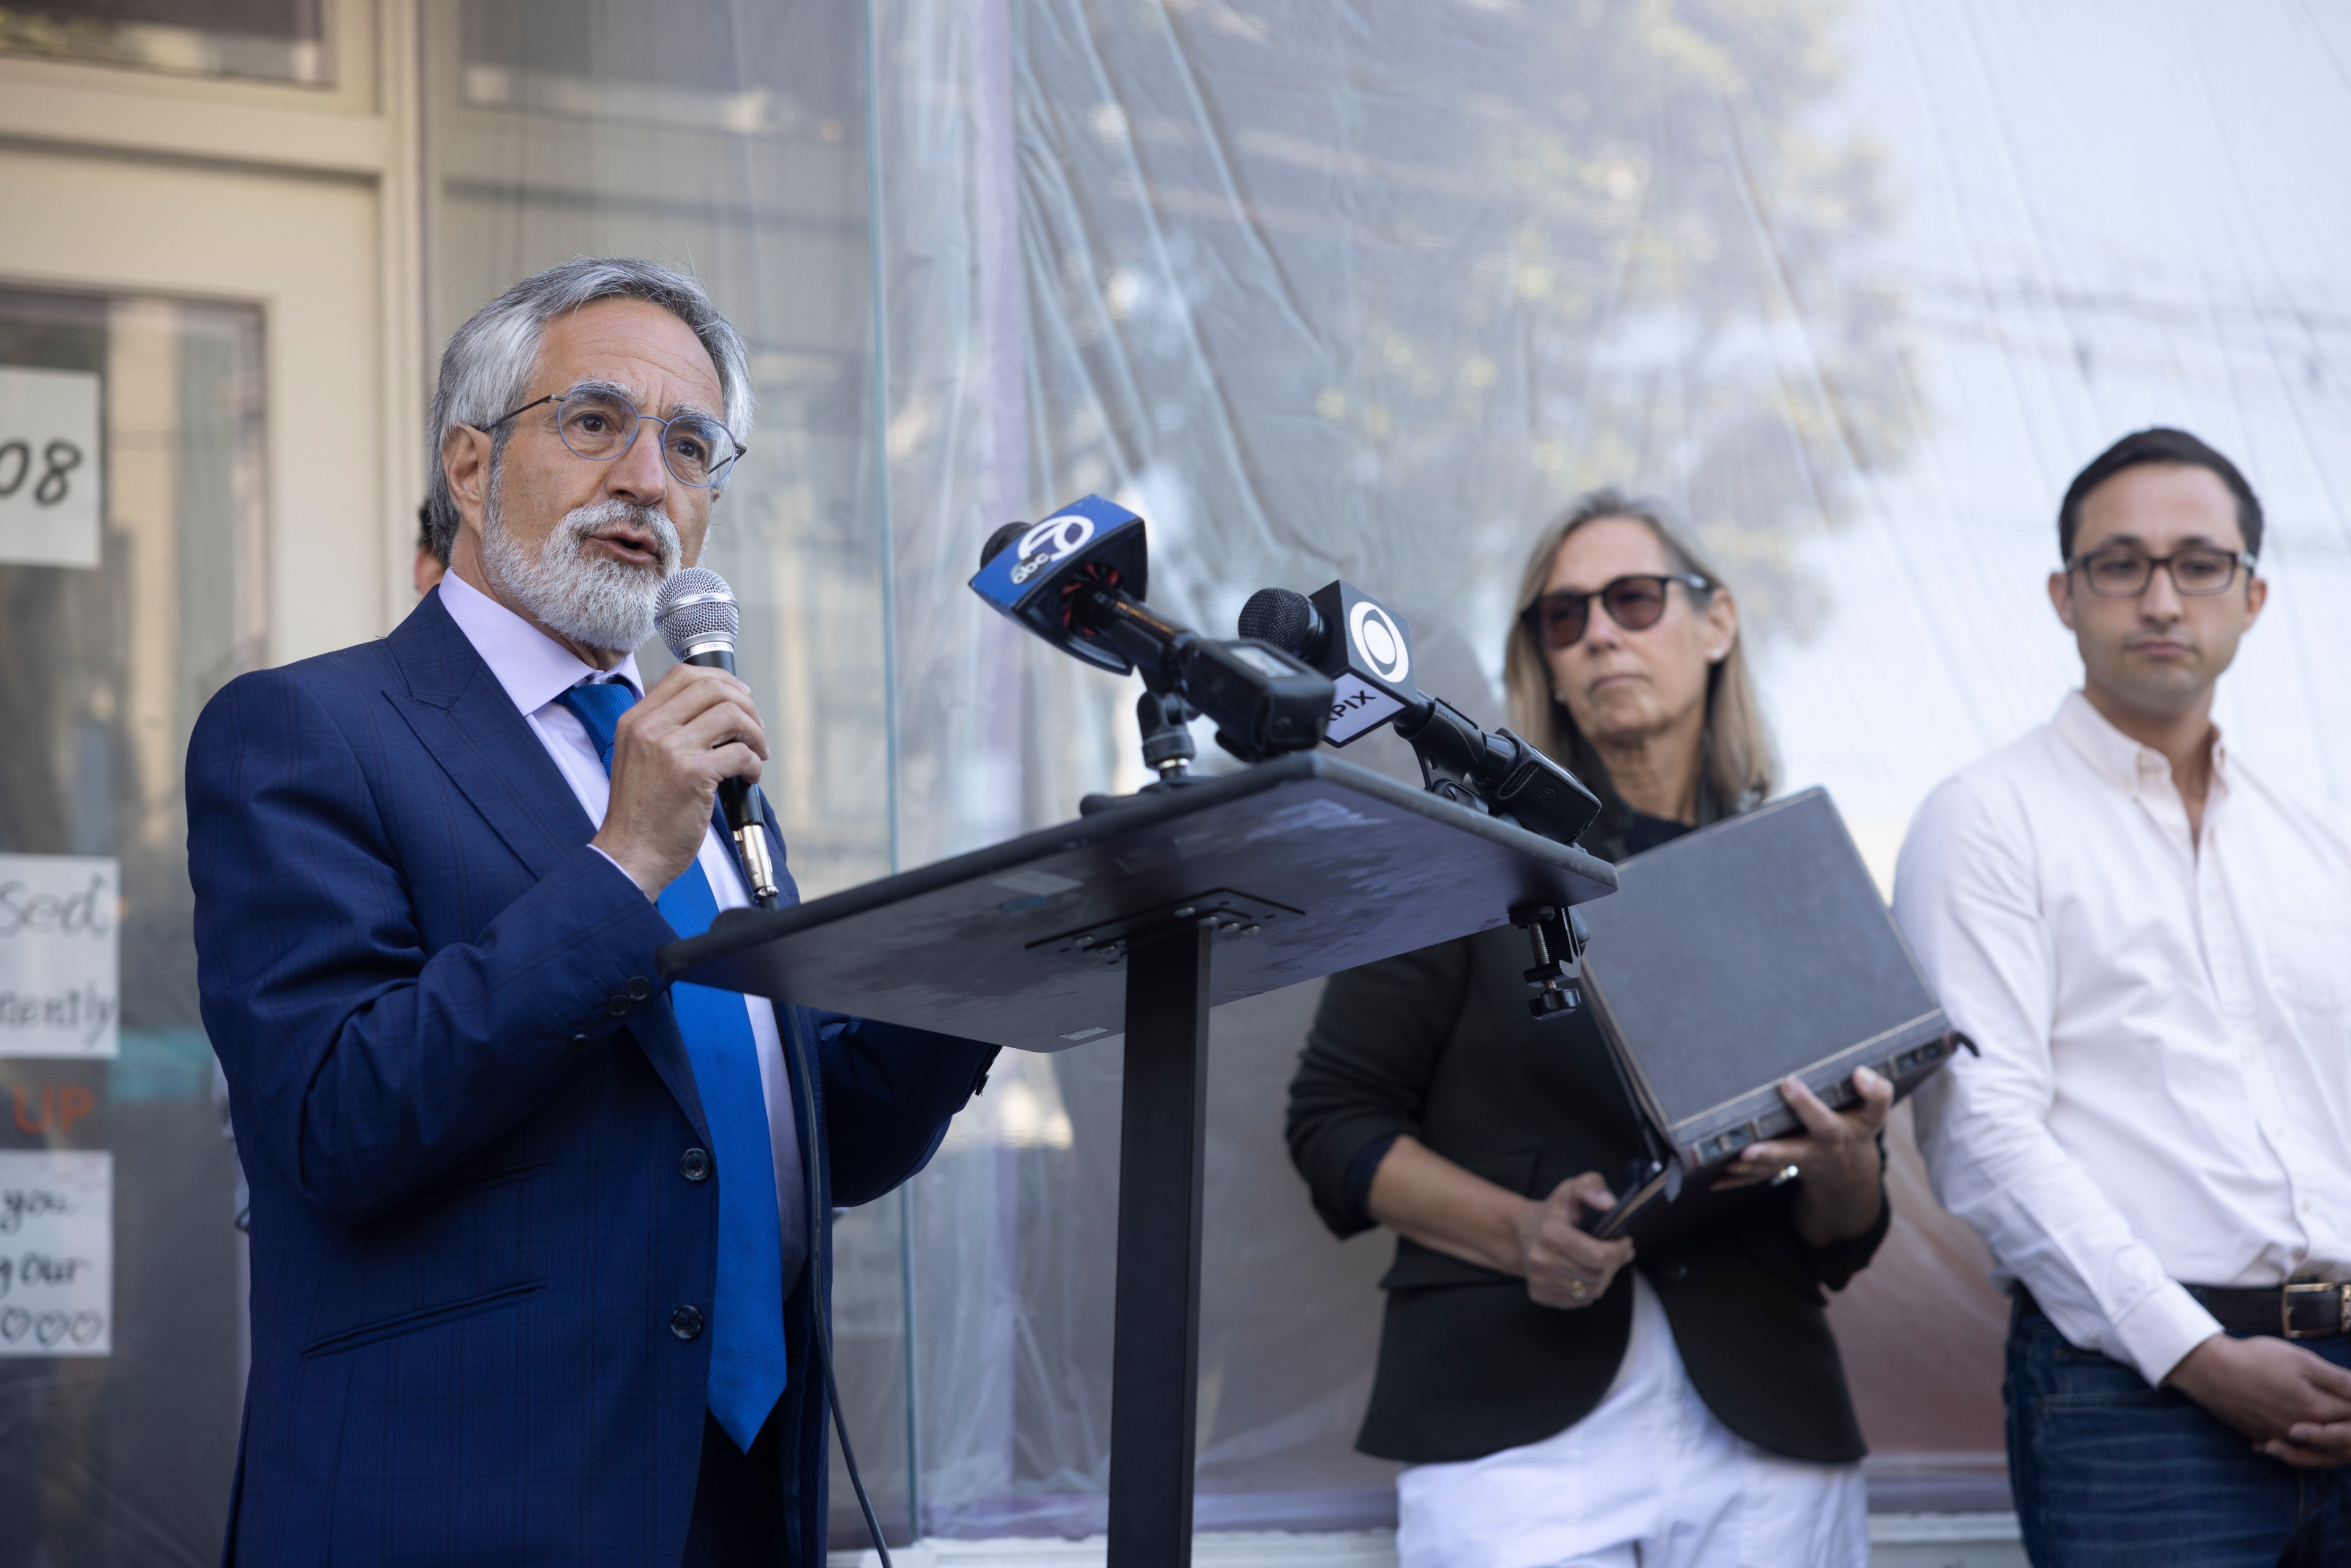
[2009,1296,2351,1567]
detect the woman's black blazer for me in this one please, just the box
[1284,821,1888,1467]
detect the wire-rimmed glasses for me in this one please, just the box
[2067,546,2255,598]
[483,384,745,490]
[1521,572,1712,651]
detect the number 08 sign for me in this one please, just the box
[0,364,102,570]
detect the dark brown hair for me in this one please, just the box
[2058,427,2263,562]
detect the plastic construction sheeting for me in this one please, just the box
[407,0,2351,1547]
[873,0,2351,1539]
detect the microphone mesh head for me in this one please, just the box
[654,567,740,658]
[1237,588,1317,655]
[980,521,1027,569]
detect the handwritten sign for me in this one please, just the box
[0,855,119,1060]
[0,1150,110,1356]
[0,365,102,570]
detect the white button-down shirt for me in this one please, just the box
[438,571,804,1277]
[1899,691,2351,1386]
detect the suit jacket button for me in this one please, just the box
[569,1033,591,1051]
[670,1305,704,1340]
[1662,1261,1689,1283]
[680,1147,711,1182]
[625,977,653,1001]
[607,996,632,1018]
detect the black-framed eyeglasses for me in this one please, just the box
[482,385,745,490]
[2066,545,2255,598]
[1521,572,1711,651]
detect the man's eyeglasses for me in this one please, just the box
[481,386,745,490]
[2066,545,2255,598]
[1521,573,1711,651]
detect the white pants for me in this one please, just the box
[1395,1273,1869,1568]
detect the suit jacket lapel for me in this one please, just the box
[381,588,711,1146]
[382,589,590,881]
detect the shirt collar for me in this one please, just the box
[2051,688,2230,797]
[437,569,644,715]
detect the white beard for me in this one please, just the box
[481,486,682,653]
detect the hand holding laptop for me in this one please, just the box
[1712,1067,1893,1248]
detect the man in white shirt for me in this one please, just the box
[1896,427,2351,1566]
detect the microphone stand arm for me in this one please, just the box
[1391,696,1601,852]
[1065,582,1329,771]
[1070,582,1193,692]
[1390,694,1511,813]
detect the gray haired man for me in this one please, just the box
[192,259,993,1566]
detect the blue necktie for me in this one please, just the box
[558,680,789,1452]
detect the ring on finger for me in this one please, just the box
[1769,1163,1801,1187]
[1569,1279,1588,1300]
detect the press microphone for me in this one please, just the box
[1239,581,1602,849]
[1238,583,1415,745]
[970,495,1332,763]
[653,567,782,908]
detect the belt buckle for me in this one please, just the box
[2281,1281,2345,1340]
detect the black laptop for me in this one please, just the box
[1575,787,1967,1247]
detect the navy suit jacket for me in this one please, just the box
[189,588,993,1566]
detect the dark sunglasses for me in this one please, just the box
[1521,572,1711,651]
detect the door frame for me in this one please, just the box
[0,0,426,648]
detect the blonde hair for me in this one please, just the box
[1503,489,1776,836]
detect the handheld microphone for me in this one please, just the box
[970,495,1332,763]
[654,567,782,908]
[1239,582,1603,850]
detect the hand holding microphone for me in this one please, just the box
[592,665,765,898]
[590,569,780,904]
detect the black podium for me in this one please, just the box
[661,752,1616,1566]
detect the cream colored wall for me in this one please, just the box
[0,0,424,662]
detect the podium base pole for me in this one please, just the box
[1106,920,1213,1568]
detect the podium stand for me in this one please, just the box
[661,752,1615,1566]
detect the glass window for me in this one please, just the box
[0,287,266,1561]
[0,0,329,86]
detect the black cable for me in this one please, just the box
[783,1000,896,1568]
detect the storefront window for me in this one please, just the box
[0,287,265,1559]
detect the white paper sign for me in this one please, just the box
[0,364,102,569]
[0,855,119,1059]
[0,1150,111,1356]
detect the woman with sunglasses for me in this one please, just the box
[1286,490,1892,1568]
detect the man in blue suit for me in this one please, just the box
[190,258,994,1566]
